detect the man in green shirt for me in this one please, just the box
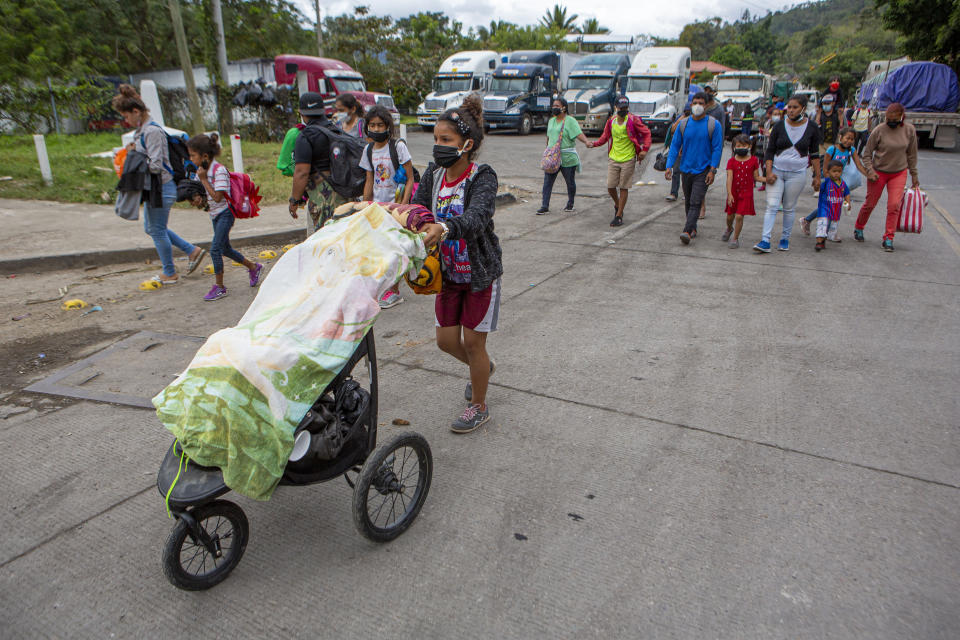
[587,96,652,226]
[538,97,590,214]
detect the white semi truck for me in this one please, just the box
[417,50,499,131]
[714,70,775,135]
[624,47,691,138]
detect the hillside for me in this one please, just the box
[767,0,884,37]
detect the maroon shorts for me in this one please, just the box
[435,278,501,332]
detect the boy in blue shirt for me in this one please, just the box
[664,92,725,245]
[815,159,850,251]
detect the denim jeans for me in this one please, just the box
[670,169,682,197]
[541,165,577,209]
[761,167,806,243]
[143,180,196,277]
[210,211,246,274]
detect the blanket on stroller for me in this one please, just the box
[153,203,428,500]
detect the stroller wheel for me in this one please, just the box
[162,500,249,590]
[353,431,432,542]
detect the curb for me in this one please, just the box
[2,193,519,274]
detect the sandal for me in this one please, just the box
[151,274,179,285]
[186,248,207,275]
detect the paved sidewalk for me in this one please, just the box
[0,199,305,272]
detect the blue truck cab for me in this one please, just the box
[563,53,633,134]
[482,51,580,135]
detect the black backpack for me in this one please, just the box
[306,123,366,199]
[142,122,195,185]
[365,138,421,185]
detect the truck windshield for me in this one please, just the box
[626,77,674,93]
[433,76,472,94]
[717,77,764,92]
[491,77,532,92]
[332,78,366,93]
[567,76,612,91]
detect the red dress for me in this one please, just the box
[725,156,759,216]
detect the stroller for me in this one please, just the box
[156,330,432,590]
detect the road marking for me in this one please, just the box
[592,199,682,246]
[928,195,960,260]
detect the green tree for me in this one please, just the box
[739,18,778,70]
[578,18,610,35]
[710,44,755,70]
[876,0,960,73]
[539,5,578,31]
[678,18,735,61]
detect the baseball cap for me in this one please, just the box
[822,94,835,103]
[299,92,326,116]
[615,95,629,108]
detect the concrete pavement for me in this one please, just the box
[1,131,958,638]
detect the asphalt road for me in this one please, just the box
[1,130,958,639]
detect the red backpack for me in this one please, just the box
[226,171,262,219]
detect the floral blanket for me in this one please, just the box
[153,203,427,500]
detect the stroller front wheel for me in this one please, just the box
[162,500,249,590]
[353,431,432,542]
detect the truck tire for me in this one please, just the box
[517,113,532,136]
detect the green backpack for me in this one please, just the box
[276,126,303,177]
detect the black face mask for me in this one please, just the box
[551,107,562,116]
[886,119,902,128]
[368,130,389,143]
[733,148,749,156]
[617,108,628,117]
[433,144,465,168]
[788,112,804,122]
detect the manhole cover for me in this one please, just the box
[25,331,204,408]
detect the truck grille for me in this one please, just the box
[571,101,589,116]
[376,95,396,110]
[425,98,446,111]
[630,102,655,115]
[484,97,507,112]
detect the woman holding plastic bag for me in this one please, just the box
[853,103,921,252]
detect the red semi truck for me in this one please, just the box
[274,54,400,124]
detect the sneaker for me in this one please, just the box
[451,404,490,434]
[828,237,842,243]
[563,204,575,212]
[800,218,811,236]
[882,239,894,252]
[536,207,549,215]
[610,215,623,227]
[680,231,691,245]
[854,229,864,242]
[815,239,825,252]
[248,263,264,287]
[778,238,790,251]
[753,240,771,253]
[204,285,227,301]
[721,228,732,242]
[464,360,496,402]
[379,290,404,309]
[728,239,739,249]
[665,194,677,202]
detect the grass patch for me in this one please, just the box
[0,131,296,206]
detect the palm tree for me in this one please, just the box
[539,5,578,31]
[577,18,610,35]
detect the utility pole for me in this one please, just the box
[210,0,234,133]
[167,0,204,134]
[315,0,324,57]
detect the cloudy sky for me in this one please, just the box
[295,0,802,39]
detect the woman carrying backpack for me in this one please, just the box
[112,84,206,285]
[537,97,588,214]
[359,105,416,309]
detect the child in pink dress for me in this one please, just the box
[724,134,761,248]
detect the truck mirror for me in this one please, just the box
[285,63,298,75]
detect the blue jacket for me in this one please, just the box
[666,115,724,175]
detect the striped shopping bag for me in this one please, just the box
[896,188,926,234]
